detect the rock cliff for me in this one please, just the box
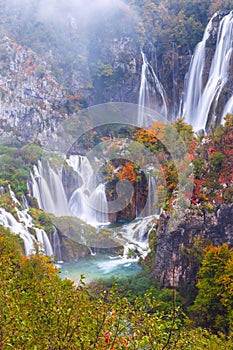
[153,204,233,296]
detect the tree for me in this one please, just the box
[190,244,233,334]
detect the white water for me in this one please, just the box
[221,94,233,123]
[0,208,36,255]
[182,11,233,131]
[141,176,157,217]
[67,155,109,226]
[0,188,54,257]
[118,215,157,260]
[31,160,70,217]
[31,157,109,227]
[35,227,54,256]
[138,50,168,126]
[182,13,217,126]
[30,156,159,266]
[52,228,63,262]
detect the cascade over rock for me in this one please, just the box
[138,50,168,126]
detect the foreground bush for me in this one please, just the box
[0,227,232,349]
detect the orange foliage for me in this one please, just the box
[149,121,166,140]
[117,162,137,183]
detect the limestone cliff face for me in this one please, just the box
[0,36,69,143]
[153,205,233,293]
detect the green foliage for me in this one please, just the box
[0,227,232,349]
[0,193,17,215]
[209,151,226,173]
[29,208,55,234]
[190,244,233,334]
[94,62,114,78]
[0,143,43,198]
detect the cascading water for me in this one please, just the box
[119,215,157,260]
[182,13,217,126]
[30,160,70,217]
[31,156,109,227]
[35,227,54,256]
[0,208,36,256]
[0,187,54,257]
[0,206,53,257]
[67,155,109,226]
[221,94,233,122]
[141,176,157,218]
[52,228,63,262]
[182,11,233,131]
[138,50,168,126]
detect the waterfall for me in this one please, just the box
[142,176,157,217]
[182,11,233,131]
[35,227,54,256]
[0,208,36,255]
[182,13,217,126]
[30,160,70,217]
[0,187,54,256]
[221,94,233,122]
[31,156,109,227]
[138,50,168,126]
[52,228,63,262]
[119,216,157,259]
[67,155,109,226]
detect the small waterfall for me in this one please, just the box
[16,207,53,257]
[0,186,54,257]
[8,184,20,205]
[138,50,168,126]
[141,176,157,217]
[182,11,233,131]
[221,94,233,123]
[52,228,63,262]
[119,216,157,259]
[0,208,36,256]
[182,13,217,125]
[35,227,54,256]
[31,160,70,217]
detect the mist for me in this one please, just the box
[6,0,138,27]
[0,0,143,102]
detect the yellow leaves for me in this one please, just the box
[149,121,166,141]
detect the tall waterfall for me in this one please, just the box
[138,50,168,126]
[182,13,217,126]
[182,11,233,131]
